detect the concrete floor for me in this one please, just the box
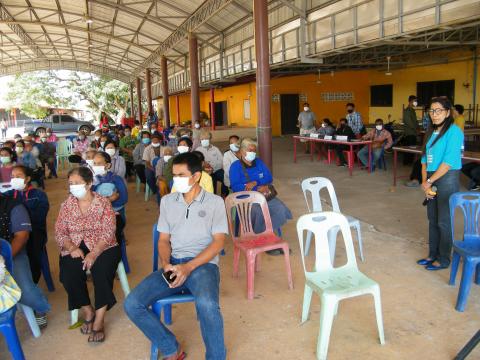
[1,136,479,360]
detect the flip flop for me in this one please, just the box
[80,316,95,335]
[88,328,105,343]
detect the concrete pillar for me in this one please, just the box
[145,68,153,117]
[254,0,272,170]
[176,95,180,125]
[161,56,170,128]
[189,33,200,127]
[136,77,142,124]
[129,83,135,119]
[210,88,215,130]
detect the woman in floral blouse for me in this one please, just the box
[55,166,120,343]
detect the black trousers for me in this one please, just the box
[125,161,134,178]
[402,135,417,165]
[134,164,146,184]
[212,169,228,197]
[410,159,422,182]
[462,162,480,189]
[335,145,349,165]
[59,241,121,311]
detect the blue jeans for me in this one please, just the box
[427,170,459,266]
[12,249,51,313]
[124,257,226,360]
[358,146,382,167]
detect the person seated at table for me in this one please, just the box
[223,135,241,190]
[196,130,227,197]
[73,131,90,156]
[55,166,120,343]
[0,147,15,182]
[357,119,393,168]
[462,162,480,191]
[334,118,355,167]
[15,140,36,170]
[316,118,335,137]
[37,134,57,179]
[7,165,49,287]
[104,141,126,179]
[143,134,164,195]
[124,152,228,360]
[229,138,292,254]
[91,129,103,149]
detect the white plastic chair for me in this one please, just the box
[301,177,364,262]
[70,262,130,326]
[296,212,385,360]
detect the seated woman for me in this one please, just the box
[0,147,15,182]
[223,135,241,190]
[55,167,120,342]
[7,166,49,287]
[92,152,128,244]
[15,140,37,170]
[104,141,126,179]
[170,151,214,194]
[315,118,336,160]
[229,138,292,254]
[73,131,90,157]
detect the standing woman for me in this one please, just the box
[55,167,120,342]
[7,165,49,285]
[417,97,464,271]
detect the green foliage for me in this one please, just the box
[5,71,130,121]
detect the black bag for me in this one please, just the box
[240,162,277,201]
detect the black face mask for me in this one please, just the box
[347,109,354,114]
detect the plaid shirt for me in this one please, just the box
[346,111,363,135]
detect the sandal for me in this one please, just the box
[80,316,95,335]
[88,328,105,343]
[163,350,187,360]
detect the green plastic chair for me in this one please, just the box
[56,139,72,170]
[296,212,385,360]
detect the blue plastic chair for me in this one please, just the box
[448,192,480,312]
[40,247,55,292]
[0,239,26,360]
[151,223,195,360]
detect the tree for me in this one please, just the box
[5,71,131,123]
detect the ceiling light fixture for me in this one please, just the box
[385,56,392,76]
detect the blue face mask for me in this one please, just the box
[142,138,151,145]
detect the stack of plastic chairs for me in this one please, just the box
[296,212,385,360]
[448,192,480,312]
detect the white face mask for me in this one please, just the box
[100,141,106,147]
[163,155,172,163]
[177,146,189,154]
[201,139,210,148]
[70,184,88,199]
[152,142,161,148]
[85,159,94,167]
[194,123,200,129]
[173,176,193,194]
[10,178,26,191]
[304,107,310,112]
[413,101,418,107]
[230,143,239,152]
[245,151,256,162]
[79,135,85,140]
[95,136,100,141]
[321,123,326,128]
[105,148,116,157]
[15,147,24,154]
[93,165,107,176]
[376,125,383,131]
[0,156,11,165]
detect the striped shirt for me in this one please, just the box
[346,111,363,135]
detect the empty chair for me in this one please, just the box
[301,177,364,262]
[55,139,72,170]
[448,192,480,312]
[225,191,293,300]
[297,212,385,360]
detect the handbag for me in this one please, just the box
[240,162,278,201]
[0,257,21,313]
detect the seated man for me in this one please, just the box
[0,193,51,327]
[462,162,480,191]
[334,118,354,167]
[124,153,228,360]
[358,118,393,168]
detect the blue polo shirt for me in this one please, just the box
[11,204,32,234]
[421,124,463,172]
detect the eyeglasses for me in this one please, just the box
[428,108,446,115]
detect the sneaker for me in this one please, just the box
[405,180,420,188]
[35,312,48,329]
[471,185,480,191]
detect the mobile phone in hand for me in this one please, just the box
[162,270,177,285]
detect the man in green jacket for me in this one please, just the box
[402,95,418,165]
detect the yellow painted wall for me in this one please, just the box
[157,51,478,136]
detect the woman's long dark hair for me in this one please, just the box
[421,97,454,155]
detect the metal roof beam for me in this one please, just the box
[0,3,45,59]
[131,0,233,80]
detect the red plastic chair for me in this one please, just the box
[225,191,294,300]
